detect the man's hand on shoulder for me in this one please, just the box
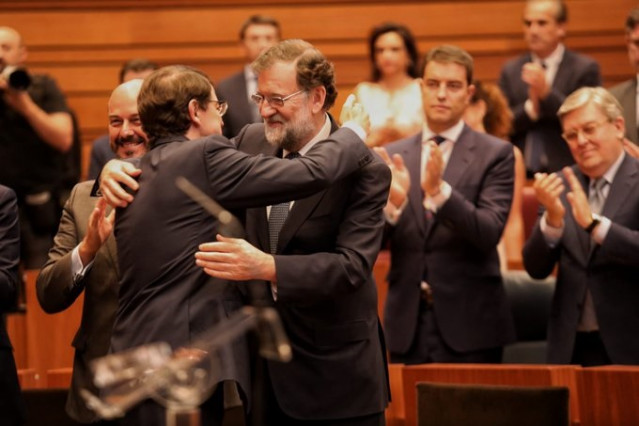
[99,159,141,208]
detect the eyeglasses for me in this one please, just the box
[562,119,610,144]
[251,89,305,108]
[210,100,228,117]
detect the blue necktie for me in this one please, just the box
[268,152,300,254]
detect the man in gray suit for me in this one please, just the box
[99,64,372,425]
[217,14,281,138]
[499,0,601,176]
[36,79,148,424]
[523,87,639,366]
[610,8,639,148]
[379,45,516,365]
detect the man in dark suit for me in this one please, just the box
[99,64,373,425]
[610,8,639,146]
[194,39,390,425]
[36,79,148,424]
[217,15,280,139]
[523,86,639,366]
[499,0,601,176]
[0,185,27,426]
[379,45,516,365]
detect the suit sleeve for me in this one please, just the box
[0,187,20,312]
[522,221,562,279]
[274,161,391,302]
[203,128,372,209]
[599,222,639,267]
[437,143,515,252]
[36,185,85,313]
[538,60,602,119]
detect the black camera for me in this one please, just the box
[1,66,31,90]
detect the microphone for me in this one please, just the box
[175,176,291,362]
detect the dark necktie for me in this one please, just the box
[268,152,300,254]
[588,178,608,215]
[579,177,608,331]
[431,135,446,145]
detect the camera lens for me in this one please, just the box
[2,66,31,90]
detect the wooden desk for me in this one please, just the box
[577,365,639,426]
[402,363,579,426]
[47,367,73,389]
[386,363,405,426]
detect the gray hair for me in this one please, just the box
[558,86,623,121]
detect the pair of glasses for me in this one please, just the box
[251,89,305,108]
[562,119,610,144]
[210,100,228,117]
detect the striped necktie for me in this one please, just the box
[268,152,300,254]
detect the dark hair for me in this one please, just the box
[470,81,513,140]
[137,65,213,144]
[252,39,338,110]
[420,44,474,85]
[368,22,419,81]
[625,7,639,33]
[118,58,160,83]
[239,14,281,40]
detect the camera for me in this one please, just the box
[1,65,31,90]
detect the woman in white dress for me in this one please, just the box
[349,22,423,147]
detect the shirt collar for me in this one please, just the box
[532,43,565,67]
[600,150,626,185]
[285,113,331,157]
[421,119,465,144]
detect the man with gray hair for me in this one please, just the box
[523,86,639,366]
[195,39,390,425]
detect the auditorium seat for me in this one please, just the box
[417,382,569,426]
[22,388,81,426]
[502,270,555,364]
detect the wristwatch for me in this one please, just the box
[584,214,602,234]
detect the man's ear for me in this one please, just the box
[311,86,327,114]
[188,99,200,125]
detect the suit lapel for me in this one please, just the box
[621,81,638,142]
[405,134,427,237]
[277,191,327,253]
[552,51,573,91]
[271,116,338,253]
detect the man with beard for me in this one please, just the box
[194,39,391,425]
[36,79,148,424]
[96,62,374,425]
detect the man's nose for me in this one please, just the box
[259,101,276,118]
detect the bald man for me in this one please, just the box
[36,79,148,424]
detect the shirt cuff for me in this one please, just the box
[591,215,611,245]
[423,182,451,212]
[524,99,540,121]
[540,212,564,246]
[71,245,94,283]
[384,197,409,225]
[341,121,367,142]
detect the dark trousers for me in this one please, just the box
[390,301,503,365]
[251,360,384,426]
[571,331,611,367]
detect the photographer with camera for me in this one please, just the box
[0,26,74,268]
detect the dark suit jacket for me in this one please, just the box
[499,49,601,173]
[523,156,639,364]
[112,130,372,417]
[217,70,259,139]
[0,185,27,426]
[234,120,391,420]
[609,79,638,144]
[36,180,118,423]
[383,126,517,355]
